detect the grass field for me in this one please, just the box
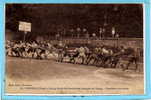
[5,57,144,95]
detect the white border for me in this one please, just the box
[4,3,146,96]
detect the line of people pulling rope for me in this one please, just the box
[6,40,139,71]
[57,45,139,71]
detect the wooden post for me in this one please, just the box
[23,31,27,42]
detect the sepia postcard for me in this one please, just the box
[4,3,146,95]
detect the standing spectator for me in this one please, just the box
[92,33,96,40]
[85,32,89,40]
[70,29,74,38]
[76,27,81,38]
[115,34,119,38]
[112,27,116,38]
[56,33,60,40]
[99,27,103,39]
[82,28,87,38]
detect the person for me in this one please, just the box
[6,40,11,56]
[85,32,89,40]
[57,47,65,62]
[102,46,109,55]
[11,42,21,57]
[124,48,139,71]
[100,46,112,67]
[99,28,103,39]
[113,46,125,57]
[47,42,52,49]
[77,46,86,64]
[112,27,115,38]
[84,46,90,56]
[56,33,60,40]
[84,46,90,63]
[92,33,96,40]
[32,41,38,47]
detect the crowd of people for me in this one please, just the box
[6,40,141,71]
[57,44,140,71]
[6,40,56,59]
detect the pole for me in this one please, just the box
[116,34,119,47]
[117,38,118,47]
[23,31,27,42]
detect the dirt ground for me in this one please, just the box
[5,57,144,95]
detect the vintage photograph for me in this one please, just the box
[5,4,144,95]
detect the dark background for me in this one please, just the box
[6,4,143,40]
